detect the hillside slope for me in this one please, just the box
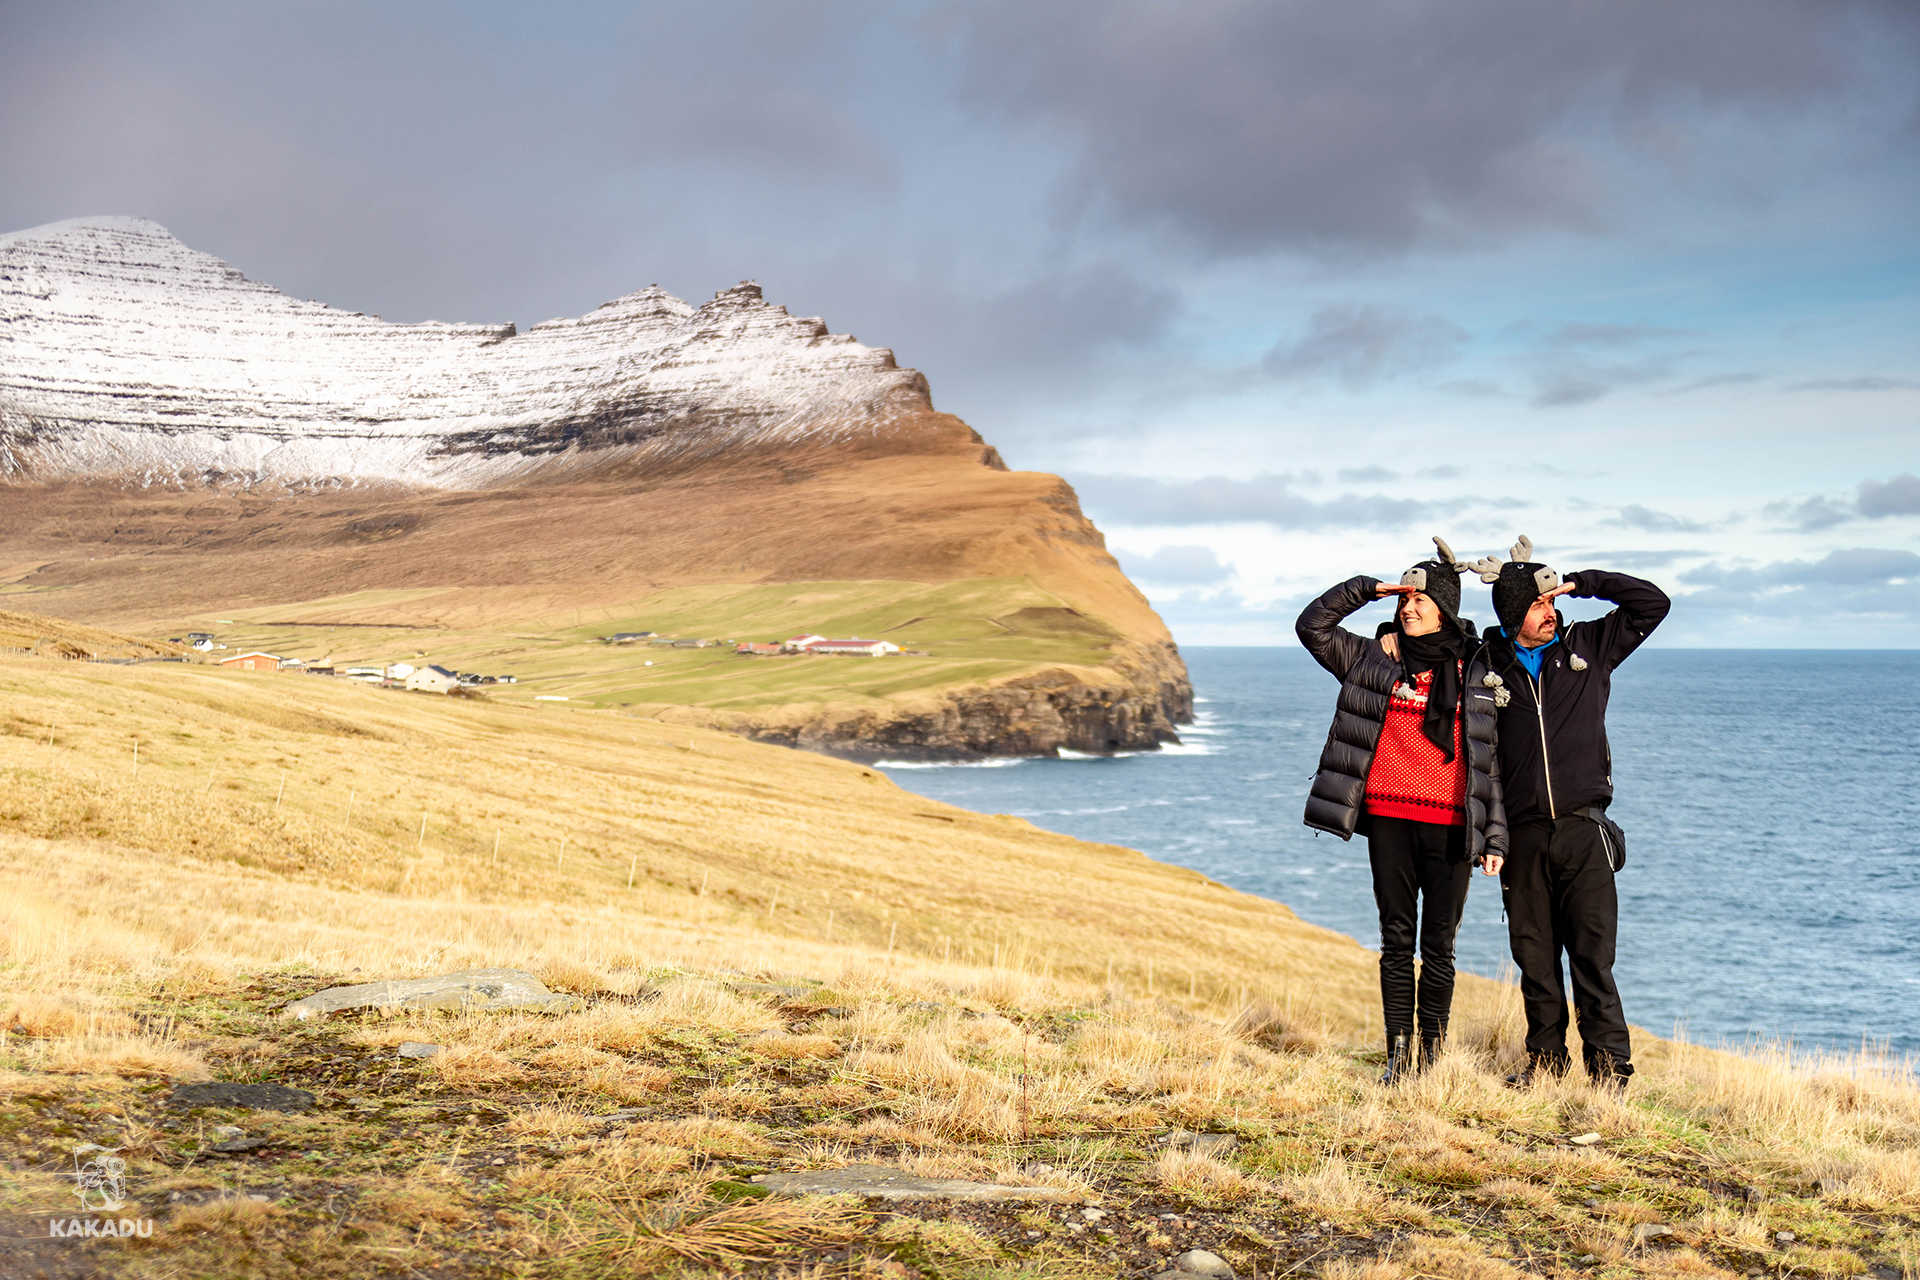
[1,656,1915,1278]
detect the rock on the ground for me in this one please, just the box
[1166,1128,1240,1158]
[168,1082,314,1112]
[282,968,580,1020]
[755,1163,1069,1202]
[1174,1249,1236,1278]
[1633,1223,1676,1247]
[397,1041,443,1058]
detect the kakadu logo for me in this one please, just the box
[51,1143,153,1238]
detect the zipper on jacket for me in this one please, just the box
[1528,664,1558,819]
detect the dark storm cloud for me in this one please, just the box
[1114,544,1232,586]
[0,3,917,329]
[0,2,1190,432]
[1262,305,1468,387]
[1859,472,1920,517]
[1609,505,1713,534]
[1071,473,1443,529]
[943,0,1920,258]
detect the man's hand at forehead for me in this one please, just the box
[1539,580,1577,603]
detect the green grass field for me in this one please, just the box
[170,578,1123,713]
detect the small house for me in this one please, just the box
[405,665,460,695]
[344,666,384,682]
[386,662,416,681]
[783,634,827,652]
[604,632,655,645]
[735,642,784,656]
[218,652,283,672]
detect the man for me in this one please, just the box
[1472,535,1670,1087]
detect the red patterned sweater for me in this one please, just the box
[1364,665,1467,826]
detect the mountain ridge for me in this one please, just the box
[0,216,932,487]
[0,215,1190,758]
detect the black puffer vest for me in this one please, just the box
[1296,576,1508,864]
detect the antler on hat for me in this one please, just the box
[1468,549,1507,584]
[1431,536,1468,573]
[1469,533,1544,584]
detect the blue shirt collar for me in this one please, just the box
[1497,627,1558,678]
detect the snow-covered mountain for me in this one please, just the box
[0,217,932,487]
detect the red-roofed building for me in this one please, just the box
[218,651,283,672]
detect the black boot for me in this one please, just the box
[1584,1047,1634,1092]
[1419,1030,1445,1072]
[1503,1050,1571,1088]
[1379,1032,1413,1085]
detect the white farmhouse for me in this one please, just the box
[405,665,460,694]
[808,639,900,657]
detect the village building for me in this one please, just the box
[807,639,900,657]
[734,642,784,656]
[385,662,416,681]
[404,665,460,694]
[783,634,827,651]
[218,651,283,672]
[603,631,654,644]
[343,666,384,681]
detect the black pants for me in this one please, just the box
[1502,816,1631,1073]
[1366,816,1472,1039]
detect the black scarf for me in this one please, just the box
[1397,623,1466,761]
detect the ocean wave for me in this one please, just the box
[874,756,1028,770]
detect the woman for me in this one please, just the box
[1296,537,1507,1083]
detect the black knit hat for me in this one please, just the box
[1473,535,1562,635]
[1399,536,1468,632]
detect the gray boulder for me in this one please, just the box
[756,1163,1069,1202]
[283,968,579,1020]
[1150,1250,1236,1280]
[168,1082,314,1112]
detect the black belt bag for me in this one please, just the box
[1573,806,1627,871]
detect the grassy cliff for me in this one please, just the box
[0,422,1193,758]
[1,654,1916,1278]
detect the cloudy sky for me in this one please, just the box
[5,1,1916,646]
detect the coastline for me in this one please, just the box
[875,645,1920,1060]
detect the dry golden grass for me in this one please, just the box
[1,651,1917,1279]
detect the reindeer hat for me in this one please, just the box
[1470,535,1562,636]
[1398,536,1470,632]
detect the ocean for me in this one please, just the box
[879,647,1920,1057]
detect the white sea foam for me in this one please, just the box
[873,756,1027,770]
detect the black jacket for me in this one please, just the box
[1296,576,1507,864]
[1484,569,1670,824]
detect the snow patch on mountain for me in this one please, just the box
[0,217,931,487]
